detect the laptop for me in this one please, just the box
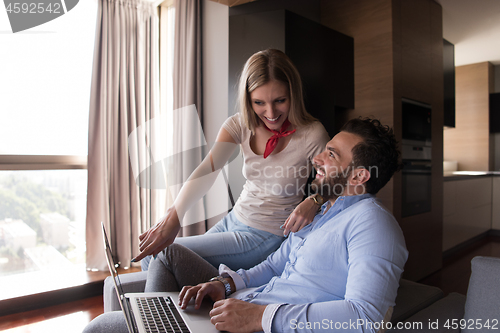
[101,222,219,333]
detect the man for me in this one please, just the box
[85,117,408,333]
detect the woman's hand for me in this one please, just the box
[282,198,318,236]
[132,206,181,262]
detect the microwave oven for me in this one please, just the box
[402,98,431,143]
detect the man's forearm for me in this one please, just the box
[268,301,374,333]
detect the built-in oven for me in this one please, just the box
[402,157,432,217]
[401,98,432,217]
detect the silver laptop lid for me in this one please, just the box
[101,222,137,333]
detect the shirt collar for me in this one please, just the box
[313,193,374,229]
[328,193,373,211]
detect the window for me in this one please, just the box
[0,1,97,283]
[155,1,176,217]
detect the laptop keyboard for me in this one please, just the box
[136,296,191,333]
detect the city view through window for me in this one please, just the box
[0,170,87,278]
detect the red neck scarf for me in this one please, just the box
[263,119,296,158]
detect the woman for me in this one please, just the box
[134,49,329,271]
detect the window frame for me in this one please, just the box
[0,155,87,171]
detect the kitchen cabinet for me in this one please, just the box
[490,92,500,133]
[443,177,493,251]
[492,177,500,230]
[443,39,455,128]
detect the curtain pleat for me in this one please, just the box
[86,0,159,271]
[171,0,206,236]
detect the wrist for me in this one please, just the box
[209,276,233,297]
[254,304,266,332]
[308,193,324,207]
[225,276,236,294]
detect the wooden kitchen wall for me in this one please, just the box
[320,0,395,211]
[396,0,444,283]
[444,62,495,171]
[320,0,444,281]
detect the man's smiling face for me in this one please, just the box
[311,131,363,199]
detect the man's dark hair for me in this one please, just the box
[340,117,402,194]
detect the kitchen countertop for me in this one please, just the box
[444,171,500,181]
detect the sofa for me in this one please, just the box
[104,256,500,332]
[387,256,500,333]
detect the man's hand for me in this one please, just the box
[282,197,318,236]
[132,206,181,262]
[178,282,225,310]
[209,298,266,333]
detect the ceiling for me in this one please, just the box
[208,0,256,5]
[218,0,500,66]
[436,0,500,66]
[192,0,500,66]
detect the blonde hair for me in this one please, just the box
[238,49,317,133]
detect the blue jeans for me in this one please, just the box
[141,210,284,271]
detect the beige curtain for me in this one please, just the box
[170,0,207,236]
[86,0,159,271]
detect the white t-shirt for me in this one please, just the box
[222,113,329,236]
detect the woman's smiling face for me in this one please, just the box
[250,80,291,131]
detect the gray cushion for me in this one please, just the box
[391,279,444,323]
[387,292,466,333]
[463,256,500,333]
[104,271,148,312]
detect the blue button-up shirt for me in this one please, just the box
[220,194,408,332]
